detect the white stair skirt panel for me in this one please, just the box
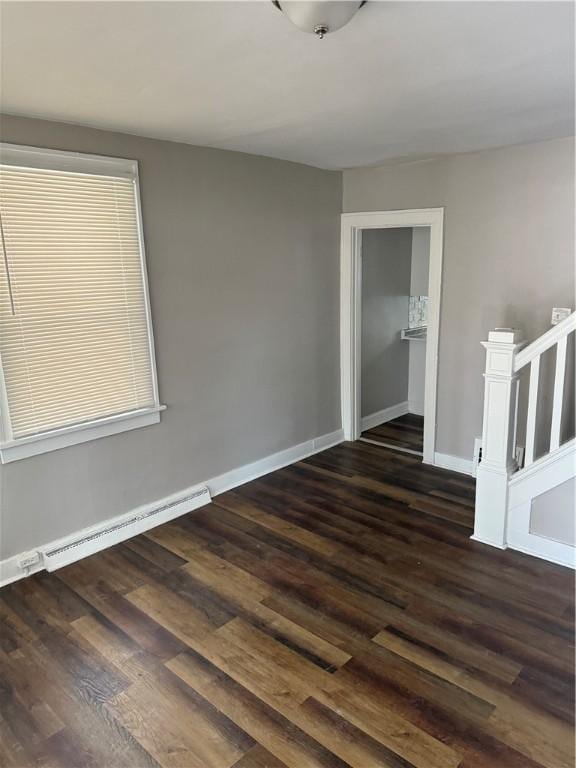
[507,439,576,568]
[360,401,409,432]
[474,313,576,566]
[507,503,576,569]
[0,428,344,587]
[508,438,576,509]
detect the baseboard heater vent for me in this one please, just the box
[43,486,211,571]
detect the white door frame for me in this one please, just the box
[340,208,445,465]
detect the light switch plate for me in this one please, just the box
[551,307,572,325]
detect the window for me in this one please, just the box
[0,144,163,463]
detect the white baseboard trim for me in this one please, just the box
[469,534,507,550]
[208,429,344,496]
[433,452,474,476]
[361,401,409,432]
[508,538,576,569]
[408,401,424,417]
[470,532,575,567]
[0,427,345,588]
[0,484,212,588]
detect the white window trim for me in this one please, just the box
[0,143,164,464]
[0,406,167,463]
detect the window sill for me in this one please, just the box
[0,406,166,464]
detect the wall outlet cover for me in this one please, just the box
[18,551,42,571]
[551,307,572,325]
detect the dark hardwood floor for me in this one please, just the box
[362,413,424,453]
[1,440,574,768]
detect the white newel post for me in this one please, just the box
[473,329,524,548]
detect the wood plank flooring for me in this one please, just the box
[362,414,424,453]
[1,440,574,768]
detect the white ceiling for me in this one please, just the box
[1,1,574,169]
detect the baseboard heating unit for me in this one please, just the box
[43,486,211,571]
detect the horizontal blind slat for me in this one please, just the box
[0,161,156,440]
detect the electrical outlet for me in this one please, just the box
[472,437,482,477]
[18,551,41,571]
[551,307,572,325]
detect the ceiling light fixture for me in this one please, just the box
[272,1,366,39]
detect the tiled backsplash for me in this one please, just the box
[408,295,428,328]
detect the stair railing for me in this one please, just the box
[514,312,576,464]
[473,312,575,549]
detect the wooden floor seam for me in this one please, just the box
[362,413,425,454]
[0,439,573,768]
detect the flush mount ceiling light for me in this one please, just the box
[272,1,366,39]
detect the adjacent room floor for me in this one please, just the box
[361,413,424,454]
[0,440,573,768]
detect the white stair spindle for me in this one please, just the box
[550,336,567,452]
[525,356,540,466]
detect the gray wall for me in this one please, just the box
[408,227,430,416]
[361,228,412,418]
[345,137,576,459]
[0,114,342,560]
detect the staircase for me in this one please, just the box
[473,312,576,568]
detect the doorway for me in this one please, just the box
[340,208,444,465]
[359,226,428,455]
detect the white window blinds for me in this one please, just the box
[0,154,158,444]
